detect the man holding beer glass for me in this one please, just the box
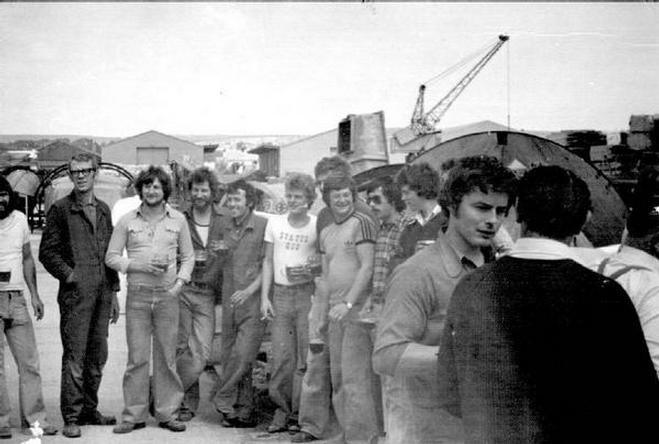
[105,166,194,434]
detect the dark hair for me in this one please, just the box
[366,176,405,213]
[0,175,16,213]
[321,173,356,207]
[68,152,98,172]
[188,167,219,197]
[286,173,317,208]
[226,179,258,210]
[314,156,351,180]
[439,156,517,214]
[135,166,172,202]
[627,164,659,238]
[517,165,591,239]
[395,162,440,200]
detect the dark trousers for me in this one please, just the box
[213,295,265,420]
[59,282,112,424]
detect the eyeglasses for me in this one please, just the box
[69,168,96,177]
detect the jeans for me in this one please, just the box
[58,281,112,423]
[298,339,335,438]
[328,319,382,444]
[268,283,313,424]
[213,294,265,420]
[176,284,215,413]
[121,284,183,423]
[0,291,51,429]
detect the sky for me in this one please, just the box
[1,3,658,138]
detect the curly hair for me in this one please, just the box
[439,156,517,215]
[135,166,172,202]
[226,179,258,210]
[188,167,219,197]
[366,176,405,213]
[321,173,356,207]
[286,173,317,208]
[395,162,440,200]
[517,165,590,239]
[314,156,352,180]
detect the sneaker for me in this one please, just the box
[62,423,81,438]
[0,426,11,439]
[291,431,318,442]
[112,422,146,434]
[158,420,186,432]
[79,411,117,426]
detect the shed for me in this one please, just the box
[36,140,100,169]
[102,130,203,166]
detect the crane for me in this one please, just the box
[392,34,509,153]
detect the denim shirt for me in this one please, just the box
[105,204,194,288]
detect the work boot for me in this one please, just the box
[62,423,81,438]
[158,420,186,432]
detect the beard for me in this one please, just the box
[0,202,11,220]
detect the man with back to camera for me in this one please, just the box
[437,165,659,443]
[0,176,58,439]
[175,167,226,421]
[105,166,194,434]
[373,156,517,444]
[573,162,659,378]
[39,153,119,439]
[212,179,268,428]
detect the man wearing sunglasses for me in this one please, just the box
[40,153,120,438]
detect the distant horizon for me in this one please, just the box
[2,3,657,136]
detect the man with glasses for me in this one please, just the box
[39,153,120,438]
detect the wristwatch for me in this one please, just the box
[344,301,353,310]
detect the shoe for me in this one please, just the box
[158,420,186,432]
[177,409,195,422]
[79,411,117,426]
[0,426,11,439]
[288,423,301,433]
[112,421,146,434]
[267,422,288,433]
[62,423,81,438]
[42,425,59,436]
[291,431,318,442]
[217,410,234,428]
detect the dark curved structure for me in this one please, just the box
[412,130,626,247]
[353,163,405,190]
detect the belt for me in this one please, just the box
[189,282,212,290]
[274,281,314,289]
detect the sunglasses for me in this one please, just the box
[69,168,96,177]
[367,195,383,205]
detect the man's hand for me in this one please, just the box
[167,280,184,298]
[231,289,253,307]
[130,261,165,275]
[65,270,76,284]
[261,298,274,321]
[110,293,120,324]
[329,302,350,322]
[31,295,44,321]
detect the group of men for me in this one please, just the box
[1,150,659,444]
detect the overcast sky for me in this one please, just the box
[1,3,658,137]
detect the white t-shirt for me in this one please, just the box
[0,210,30,291]
[264,213,318,286]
